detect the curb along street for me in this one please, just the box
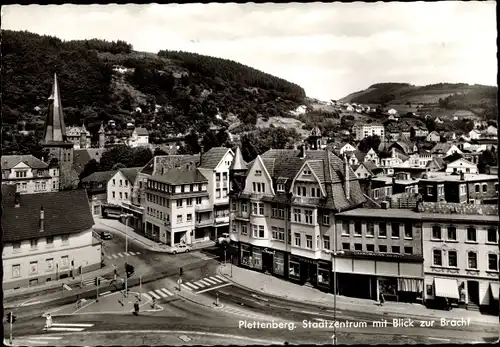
[218,266,500,328]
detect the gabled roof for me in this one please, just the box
[73,149,92,174]
[426,157,445,170]
[446,157,475,166]
[1,155,48,170]
[141,154,200,175]
[430,143,453,154]
[2,185,94,243]
[119,167,143,184]
[150,165,207,185]
[353,150,367,163]
[230,146,247,171]
[81,170,117,183]
[135,127,149,136]
[362,161,381,175]
[199,147,231,170]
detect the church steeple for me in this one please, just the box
[43,73,67,143]
[80,122,88,149]
[98,122,106,148]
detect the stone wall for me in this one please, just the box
[420,201,498,216]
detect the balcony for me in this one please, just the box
[214,215,230,225]
[234,211,250,221]
[195,205,213,213]
[195,218,214,228]
[291,196,322,206]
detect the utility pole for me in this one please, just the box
[96,277,100,302]
[121,213,133,298]
[80,265,83,288]
[9,312,13,345]
[139,275,142,301]
[231,255,233,277]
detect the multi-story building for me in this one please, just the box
[420,202,499,312]
[229,144,366,293]
[107,167,143,206]
[2,155,59,194]
[2,185,101,290]
[352,124,385,141]
[81,170,117,216]
[430,143,462,158]
[334,208,424,303]
[142,147,236,244]
[66,124,91,149]
[347,149,379,166]
[127,127,149,148]
[144,162,211,245]
[445,158,478,174]
[419,172,498,205]
[41,73,79,190]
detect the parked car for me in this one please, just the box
[217,233,230,245]
[100,231,112,240]
[171,244,191,254]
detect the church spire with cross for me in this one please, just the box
[43,73,68,144]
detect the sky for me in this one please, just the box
[2,2,497,101]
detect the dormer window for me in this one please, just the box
[277,184,285,192]
[255,170,262,176]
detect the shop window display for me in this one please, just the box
[274,252,285,275]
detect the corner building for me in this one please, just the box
[229,145,365,293]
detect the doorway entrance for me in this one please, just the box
[467,280,479,304]
[262,252,273,274]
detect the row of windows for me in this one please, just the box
[146,207,193,224]
[147,180,205,193]
[11,235,68,252]
[341,221,413,239]
[15,170,28,178]
[146,194,203,207]
[431,225,498,243]
[473,183,491,193]
[215,172,228,181]
[252,182,266,193]
[111,191,128,200]
[112,179,129,187]
[432,249,498,271]
[10,255,71,278]
[342,242,413,255]
[295,185,322,198]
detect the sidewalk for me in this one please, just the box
[219,264,499,326]
[94,218,216,252]
[4,264,114,304]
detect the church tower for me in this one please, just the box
[229,146,247,194]
[80,122,88,149]
[42,73,75,190]
[308,126,322,150]
[98,122,106,148]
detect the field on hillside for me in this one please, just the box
[256,116,308,137]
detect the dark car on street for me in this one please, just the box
[100,231,112,240]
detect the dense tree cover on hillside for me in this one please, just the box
[177,129,231,155]
[438,87,497,120]
[240,127,302,162]
[2,30,306,157]
[80,146,153,179]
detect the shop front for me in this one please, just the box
[239,243,288,277]
[288,255,318,286]
[317,260,332,293]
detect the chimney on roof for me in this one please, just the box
[344,154,350,200]
[391,147,396,158]
[199,145,204,165]
[299,144,306,159]
[39,206,45,232]
[14,192,21,208]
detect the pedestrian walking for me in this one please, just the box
[44,314,52,331]
[379,293,385,306]
[151,297,156,309]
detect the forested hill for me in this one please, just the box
[339,82,497,120]
[2,30,306,147]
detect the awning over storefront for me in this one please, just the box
[490,282,499,301]
[397,278,423,293]
[434,278,459,299]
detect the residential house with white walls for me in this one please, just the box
[445,158,478,174]
[426,131,441,143]
[2,185,100,290]
[430,143,462,158]
[352,124,385,141]
[128,127,149,148]
[106,167,143,206]
[229,145,366,293]
[339,143,357,156]
[468,129,482,140]
[1,155,59,194]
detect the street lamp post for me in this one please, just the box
[325,249,345,346]
[121,213,133,298]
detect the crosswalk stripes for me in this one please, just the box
[12,336,62,346]
[81,278,109,287]
[45,322,94,332]
[142,287,175,301]
[105,251,141,260]
[180,275,232,293]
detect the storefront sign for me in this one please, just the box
[263,248,275,255]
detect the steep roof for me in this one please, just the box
[135,127,149,136]
[430,142,453,154]
[199,147,231,170]
[230,146,247,171]
[119,167,143,184]
[426,157,446,170]
[2,186,94,243]
[353,150,367,163]
[43,73,68,144]
[81,170,117,183]
[258,149,366,211]
[141,154,200,175]
[73,149,92,174]
[150,165,207,185]
[1,155,48,170]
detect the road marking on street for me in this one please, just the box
[428,337,450,342]
[195,282,232,294]
[103,292,114,297]
[198,279,211,286]
[149,291,161,299]
[47,327,86,332]
[129,251,136,255]
[181,284,191,291]
[143,293,153,301]
[155,289,167,298]
[117,252,124,257]
[222,306,273,321]
[209,276,223,283]
[216,275,226,281]
[194,281,207,288]
[63,284,72,291]
[160,288,174,296]
[99,291,111,296]
[52,323,94,327]
[203,278,218,285]
[26,337,63,340]
[186,282,199,289]
[124,252,131,256]
[112,254,118,259]
[106,255,112,259]
[136,252,141,255]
